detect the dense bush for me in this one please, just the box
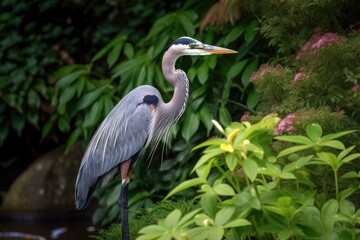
[137,118,360,239]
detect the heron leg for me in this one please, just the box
[120,160,132,240]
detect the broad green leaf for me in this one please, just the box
[164,178,205,199]
[177,13,195,36]
[165,209,181,228]
[66,128,81,150]
[138,224,167,234]
[195,161,213,180]
[244,19,258,43]
[181,111,200,142]
[241,57,259,87]
[224,21,247,45]
[223,218,251,228]
[124,42,134,59]
[321,130,356,142]
[226,59,248,79]
[76,87,104,111]
[193,139,227,150]
[56,70,83,88]
[59,87,76,106]
[107,43,123,68]
[225,153,238,171]
[341,171,359,179]
[201,192,217,219]
[275,135,313,145]
[338,146,355,161]
[199,105,214,135]
[319,140,345,150]
[321,199,338,231]
[213,183,235,196]
[218,107,231,126]
[246,90,259,110]
[306,123,322,142]
[277,145,312,158]
[192,148,225,172]
[84,101,103,128]
[10,112,25,135]
[341,153,360,164]
[197,62,209,85]
[215,206,235,226]
[177,209,201,228]
[194,214,212,226]
[106,184,121,206]
[92,34,125,62]
[243,158,258,182]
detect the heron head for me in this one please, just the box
[168,36,237,56]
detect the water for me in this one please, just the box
[0,218,96,240]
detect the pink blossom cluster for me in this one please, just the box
[250,64,282,82]
[274,113,300,135]
[296,32,346,60]
[352,84,360,92]
[240,111,250,122]
[291,68,307,86]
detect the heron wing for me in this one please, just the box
[75,85,161,209]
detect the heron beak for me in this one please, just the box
[202,44,238,54]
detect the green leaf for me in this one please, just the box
[224,21,247,45]
[192,148,225,172]
[244,19,258,43]
[226,59,248,79]
[275,135,313,145]
[76,87,104,111]
[218,107,231,126]
[201,192,217,219]
[181,111,200,142]
[123,42,134,59]
[66,128,81,150]
[321,199,338,231]
[241,57,259,87]
[213,183,235,196]
[164,178,205,200]
[165,209,181,228]
[59,87,76,106]
[56,70,83,88]
[306,123,322,142]
[199,105,213,135]
[197,62,209,85]
[321,130,356,142]
[84,100,103,128]
[215,206,235,226]
[107,42,123,68]
[277,145,312,158]
[243,158,258,182]
[223,218,251,228]
[177,209,201,228]
[177,13,195,36]
[225,153,237,171]
[319,140,345,150]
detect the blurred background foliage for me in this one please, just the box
[0,0,359,229]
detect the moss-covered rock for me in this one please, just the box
[1,143,83,213]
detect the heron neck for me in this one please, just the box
[162,51,189,122]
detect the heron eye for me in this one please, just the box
[189,43,195,48]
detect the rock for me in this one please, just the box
[1,143,84,213]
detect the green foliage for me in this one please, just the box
[138,117,360,239]
[236,0,360,55]
[91,200,198,240]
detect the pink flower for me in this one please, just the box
[352,84,360,92]
[296,32,346,60]
[274,113,300,135]
[291,68,307,86]
[240,111,250,122]
[250,64,282,82]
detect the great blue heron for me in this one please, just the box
[75,36,237,239]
